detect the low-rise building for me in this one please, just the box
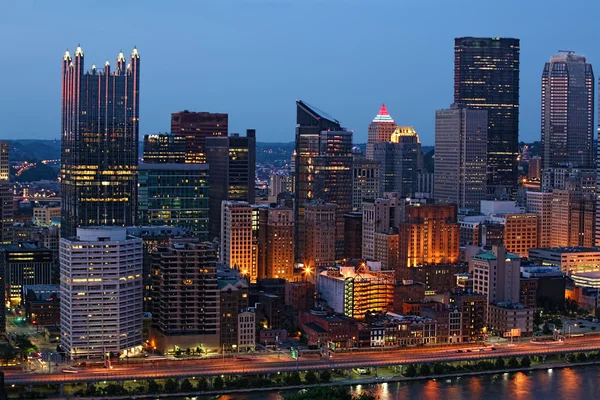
[487,302,534,337]
[528,247,600,274]
[238,310,256,352]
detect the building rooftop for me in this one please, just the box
[530,247,600,254]
[473,251,520,261]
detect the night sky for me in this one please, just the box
[0,0,597,145]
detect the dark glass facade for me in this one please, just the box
[205,130,256,241]
[143,134,186,164]
[541,52,594,169]
[454,37,520,200]
[294,101,353,261]
[61,46,140,238]
[171,111,228,164]
[138,164,209,240]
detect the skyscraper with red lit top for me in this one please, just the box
[366,104,397,159]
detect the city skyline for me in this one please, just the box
[1,0,599,145]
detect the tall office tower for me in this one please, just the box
[366,104,398,159]
[502,213,539,258]
[434,104,488,213]
[373,127,423,197]
[138,163,209,240]
[263,207,294,280]
[142,134,186,164]
[294,101,352,261]
[528,156,542,180]
[171,111,228,164]
[150,240,219,352]
[60,228,143,360]
[362,195,404,260]
[551,184,595,247]
[597,78,600,246]
[221,201,254,278]
[398,204,460,269]
[0,268,4,332]
[61,46,140,238]
[526,191,553,248]
[541,52,594,169]
[455,37,520,200]
[352,157,380,212]
[0,142,12,244]
[343,212,363,260]
[0,243,53,305]
[303,200,336,269]
[206,130,256,241]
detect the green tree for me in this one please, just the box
[521,356,531,368]
[305,370,318,384]
[577,353,587,362]
[186,348,191,356]
[175,348,182,357]
[320,369,332,383]
[196,345,202,354]
[180,378,193,392]
[494,357,504,369]
[196,377,208,391]
[419,364,431,376]
[165,378,179,392]
[404,364,417,377]
[542,324,551,335]
[85,383,97,396]
[285,371,302,386]
[433,363,445,375]
[508,357,519,368]
[213,376,224,390]
[147,380,161,393]
[104,383,126,396]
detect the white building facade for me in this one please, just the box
[60,227,143,360]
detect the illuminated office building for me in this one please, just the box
[294,101,353,260]
[170,111,228,164]
[0,142,12,244]
[366,104,398,159]
[454,37,520,200]
[541,52,594,169]
[352,157,380,212]
[398,204,460,269]
[372,127,423,197]
[0,243,53,305]
[61,46,140,238]
[60,228,143,360]
[142,134,186,164]
[303,200,336,269]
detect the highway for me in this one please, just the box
[6,336,600,385]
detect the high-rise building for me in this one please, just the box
[366,104,398,159]
[372,127,423,197]
[398,204,460,268]
[551,185,595,248]
[61,46,140,238]
[171,111,228,164]
[60,227,143,360]
[454,37,520,200]
[343,212,363,260]
[303,200,336,269]
[527,191,553,248]
[294,101,353,261]
[0,142,12,244]
[150,240,220,352]
[206,130,256,241]
[263,207,294,280]
[0,243,53,305]
[541,52,594,169]
[362,195,404,260]
[142,134,186,164]
[434,104,488,213]
[502,213,539,257]
[352,157,380,212]
[138,163,209,240]
[221,201,254,278]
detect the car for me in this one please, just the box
[466,349,472,353]
[143,353,149,357]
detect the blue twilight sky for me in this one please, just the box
[0,0,597,145]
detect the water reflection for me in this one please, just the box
[192,367,600,400]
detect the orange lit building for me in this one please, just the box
[398,204,460,268]
[503,213,539,257]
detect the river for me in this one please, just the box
[194,365,600,399]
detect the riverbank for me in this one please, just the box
[31,356,600,400]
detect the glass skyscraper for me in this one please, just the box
[541,52,594,169]
[454,37,520,200]
[61,46,140,237]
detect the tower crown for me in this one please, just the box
[372,104,394,123]
[75,45,83,57]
